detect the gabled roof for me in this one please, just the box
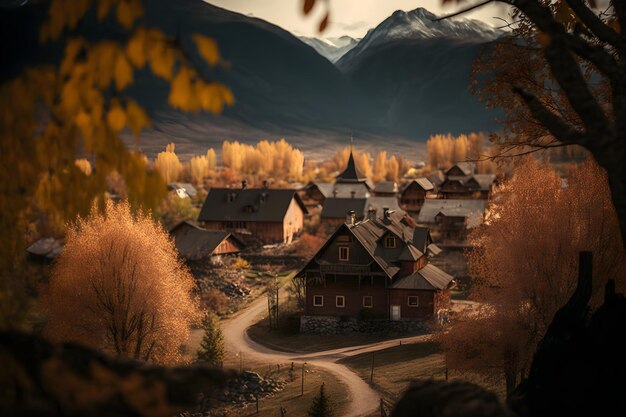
[336,151,368,184]
[428,170,446,187]
[170,221,242,260]
[311,182,370,199]
[403,178,434,193]
[469,174,497,191]
[297,210,453,291]
[321,196,400,219]
[446,162,476,177]
[391,264,454,290]
[418,199,487,228]
[321,198,368,219]
[198,188,307,223]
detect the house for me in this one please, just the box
[399,178,434,212]
[168,182,198,199]
[169,221,242,261]
[417,199,488,242]
[373,181,398,197]
[300,181,370,207]
[197,183,308,244]
[438,163,496,200]
[296,208,453,328]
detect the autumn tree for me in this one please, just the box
[189,154,209,185]
[439,158,625,395]
[373,150,388,182]
[159,191,200,230]
[154,143,183,183]
[0,0,233,325]
[196,312,225,367]
[43,201,201,364]
[459,0,626,242]
[386,155,400,182]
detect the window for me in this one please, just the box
[339,246,349,261]
[384,236,396,248]
[407,296,419,307]
[336,296,345,308]
[363,296,373,308]
[313,295,324,307]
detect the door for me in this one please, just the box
[391,305,401,321]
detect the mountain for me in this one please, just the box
[338,8,503,71]
[335,8,502,137]
[0,2,502,158]
[299,35,359,63]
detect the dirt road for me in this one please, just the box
[221,294,431,417]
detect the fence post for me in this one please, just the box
[301,362,306,396]
[370,353,375,382]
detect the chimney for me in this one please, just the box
[367,208,376,221]
[241,180,247,190]
[350,190,356,199]
[383,207,390,221]
[263,180,269,189]
[346,210,356,225]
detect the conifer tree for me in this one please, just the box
[196,312,225,367]
[308,383,334,417]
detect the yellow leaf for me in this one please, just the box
[126,100,151,135]
[126,29,147,68]
[168,68,193,110]
[97,0,114,21]
[60,38,85,77]
[75,111,93,139]
[114,53,133,91]
[192,35,220,66]
[149,43,175,80]
[116,0,143,29]
[107,105,126,132]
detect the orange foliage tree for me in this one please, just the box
[154,143,183,183]
[43,201,201,364]
[439,158,625,394]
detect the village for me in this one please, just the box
[2,1,625,417]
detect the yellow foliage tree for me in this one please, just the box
[189,155,209,185]
[43,201,201,364]
[0,0,233,326]
[154,143,183,183]
[386,155,399,182]
[373,151,387,182]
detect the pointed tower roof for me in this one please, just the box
[336,151,368,183]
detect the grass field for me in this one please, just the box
[340,341,506,403]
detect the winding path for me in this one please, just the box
[221,294,431,417]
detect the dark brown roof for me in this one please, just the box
[297,210,454,291]
[391,264,454,290]
[446,162,476,176]
[336,151,368,183]
[198,188,307,223]
[169,221,242,260]
[321,198,368,219]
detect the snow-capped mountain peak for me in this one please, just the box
[299,35,360,63]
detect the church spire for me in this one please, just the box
[336,135,367,183]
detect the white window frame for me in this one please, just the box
[407,296,419,307]
[363,296,373,308]
[385,235,396,248]
[336,295,345,308]
[313,295,324,307]
[339,246,349,261]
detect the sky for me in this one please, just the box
[205,0,512,38]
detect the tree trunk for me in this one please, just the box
[505,369,518,398]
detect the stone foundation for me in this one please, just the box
[300,315,431,335]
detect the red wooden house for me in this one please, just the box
[295,209,453,327]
